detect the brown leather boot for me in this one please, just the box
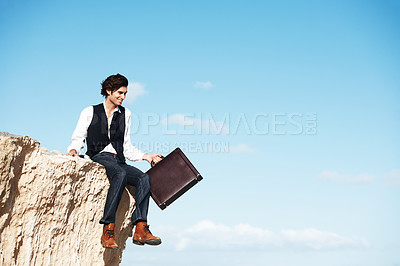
[101,223,118,249]
[132,222,162,246]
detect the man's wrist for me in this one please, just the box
[142,154,150,162]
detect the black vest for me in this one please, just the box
[86,103,126,161]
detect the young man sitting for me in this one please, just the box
[67,74,162,248]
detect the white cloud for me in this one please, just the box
[194,81,214,89]
[281,228,369,250]
[383,169,400,187]
[161,113,228,134]
[173,220,282,251]
[125,82,147,103]
[229,144,255,153]
[155,220,368,252]
[317,171,375,184]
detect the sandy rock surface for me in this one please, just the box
[0,132,136,266]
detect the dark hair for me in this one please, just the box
[101,74,128,97]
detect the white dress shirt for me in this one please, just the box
[67,102,145,161]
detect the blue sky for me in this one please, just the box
[1,0,399,265]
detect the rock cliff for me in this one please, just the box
[0,132,136,266]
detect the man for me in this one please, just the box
[67,73,162,249]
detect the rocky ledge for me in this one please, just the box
[0,132,136,266]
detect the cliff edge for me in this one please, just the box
[0,132,136,266]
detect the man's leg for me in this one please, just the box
[92,153,127,249]
[120,163,161,246]
[119,163,151,225]
[92,153,128,224]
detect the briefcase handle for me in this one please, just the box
[151,155,165,167]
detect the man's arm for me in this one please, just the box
[66,106,93,156]
[142,153,162,164]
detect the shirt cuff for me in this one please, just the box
[67,144,82,154]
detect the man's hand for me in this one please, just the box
[66,149,79,157]
[143,153,162,165]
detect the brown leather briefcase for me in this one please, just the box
[146,148,203,210]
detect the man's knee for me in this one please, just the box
[141,173,151,190]
[111,169,128,184]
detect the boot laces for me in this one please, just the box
[106,230,115,239]
[144,225,152,234]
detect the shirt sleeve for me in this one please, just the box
[123,109,145,161]
[67,106,93,154]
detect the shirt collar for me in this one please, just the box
[103,101,121,114]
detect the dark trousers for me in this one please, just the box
[92,153,151,225]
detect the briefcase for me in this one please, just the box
[146,147,203,210]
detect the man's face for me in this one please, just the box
[107,86,127,106]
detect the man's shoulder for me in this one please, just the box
[79,105,94,117]
[83,103,104,112]
[82,105,94,112]
[92,103,103,108]
[122,106,131,115]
